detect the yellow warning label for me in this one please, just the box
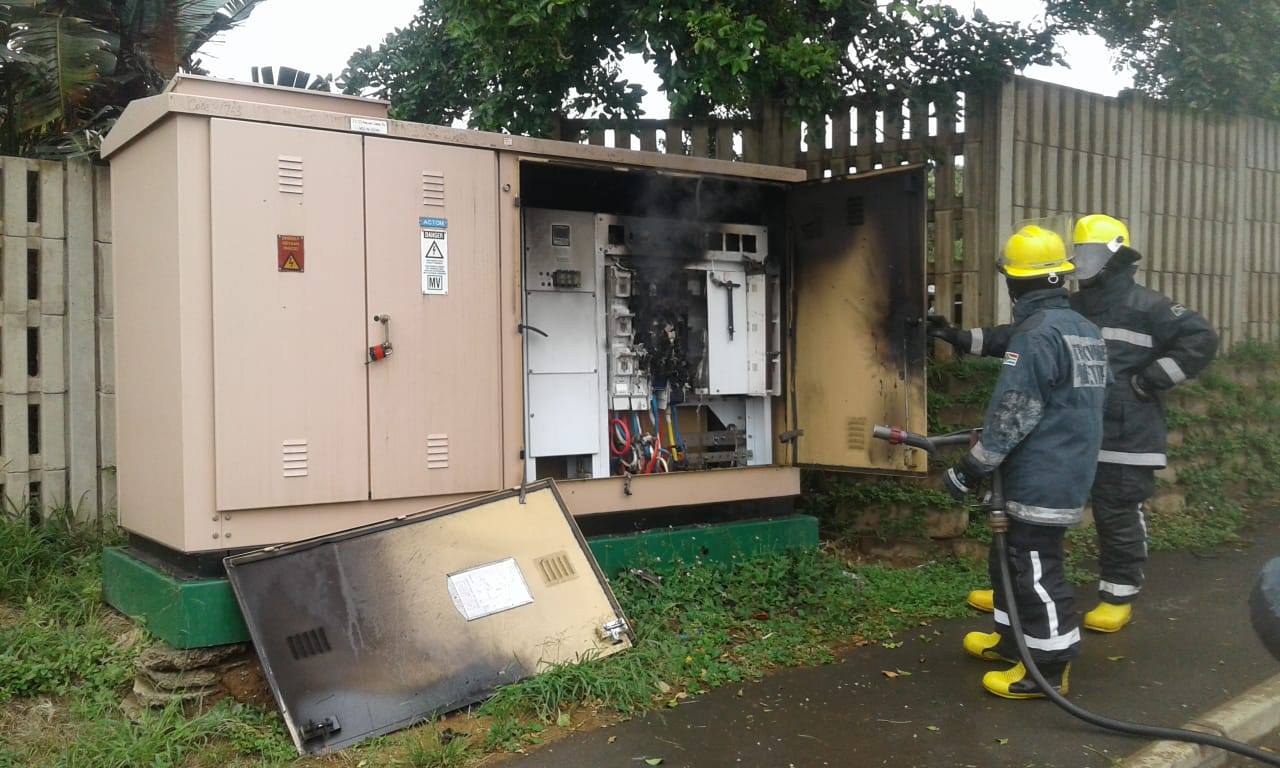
[280,254,302,271]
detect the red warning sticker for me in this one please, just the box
[277,235,304,272]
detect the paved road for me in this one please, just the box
[514,513,1280,767]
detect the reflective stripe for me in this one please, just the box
[1157,356,1187,385]
[1023,627,1081,652]
[1101,327,1154,348]
[1098,450,1166,466]
[1138,502,1148,557]
[1030,551,1059,637]
[970,327,984,355]
[1005,500,1084,525]
[970,441,1005,471]
[991,608,1080,650]
[945,467,972,493]
[1099,580,1141,597]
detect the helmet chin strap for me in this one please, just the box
[1047,272,1061,285]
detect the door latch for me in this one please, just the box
[299,715,341,742]
[599,618,630,644]
[778,429,805,443]
[368,314,392,363]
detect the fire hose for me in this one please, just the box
[872,425,1280,767]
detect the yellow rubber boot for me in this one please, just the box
[1083,602,1132,633]
[982,661,1070,700]
[966,589,995,613]
[963,631,1014,662]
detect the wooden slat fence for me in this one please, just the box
[562,75,1280,348]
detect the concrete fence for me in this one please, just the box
[0,157,114,519]
[3,75,1279,520]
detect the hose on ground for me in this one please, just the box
[995,531,1280,767]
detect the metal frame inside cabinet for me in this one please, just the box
[224,481,633,754]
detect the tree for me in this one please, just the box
[340,0,1059,137]
[1,0,265,156]
[1046,0,1280,119]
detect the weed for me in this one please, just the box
[481,717,543,752]
[405,725,473,768]
[54,701,230,762]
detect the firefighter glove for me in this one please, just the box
[928,316,970,351]
[1130,373,1154,402]
[944,463,977,501]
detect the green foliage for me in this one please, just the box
[340,1,1058,135]
[0,1,265,156]
[926,355,1001,433]
[1145,345,1280,555]
[1223,339,1280,365]
[802,473,956,541]
[1046,0,1280,119]
[0,613,135,701]
[0,506,135,702]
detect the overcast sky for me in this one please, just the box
[199,0,1135,116]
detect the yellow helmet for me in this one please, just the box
[1072,214,1131,280]
[1001,225,1073,279]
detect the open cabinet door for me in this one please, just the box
[786,165,928,472]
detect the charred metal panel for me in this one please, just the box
[224,482,632,754]
[786,165,928,472]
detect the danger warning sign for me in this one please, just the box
[420,222,448,295]
[278,235,305,272]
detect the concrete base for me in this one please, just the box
[102,515,819,649]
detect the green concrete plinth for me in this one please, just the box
[101,515,818,649]
[586,515,820,574]
[101,546,249,649]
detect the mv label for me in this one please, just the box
[420,217,448,295]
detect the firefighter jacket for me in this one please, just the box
[968,256,1218,468]
[966,288,1107,527]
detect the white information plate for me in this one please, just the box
[350,117,389,134]
[446,558,534,621]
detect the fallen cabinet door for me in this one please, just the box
[224,481,632,754]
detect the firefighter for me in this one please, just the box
[931,214,1219,633]
[945,224,1107,698]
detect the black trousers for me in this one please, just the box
[989,519,1081,665]
[1090,463,1156,605]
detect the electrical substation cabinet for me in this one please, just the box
[103,76,927,554]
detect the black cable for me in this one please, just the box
[994,531,1280,767]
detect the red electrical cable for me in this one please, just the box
[609,417,631,457]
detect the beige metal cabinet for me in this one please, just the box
[104,75,927,554]
[364,138,503,499]
[210,119,371,511]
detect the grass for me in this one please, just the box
[0,507,984,766]
[0,346,1276,766]
[0,506,295,768]
[469,548,986,753]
